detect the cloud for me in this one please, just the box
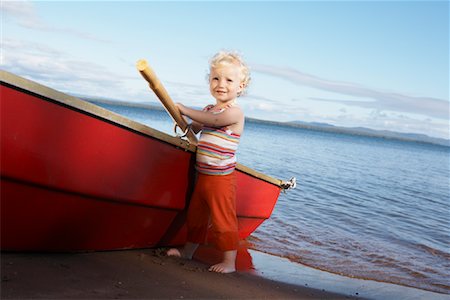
[2,38,130,99]
[165,80,210,103]
[253,64,449,120]
[1,38,213,106]
[1,0,110,43]
[1,0,43,28]
[335,110,449,139]
[246,94,280,105]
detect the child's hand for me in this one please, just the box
[176,103,186,115]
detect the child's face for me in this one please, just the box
[209,64,244,103]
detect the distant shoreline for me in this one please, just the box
[78,95,450,148]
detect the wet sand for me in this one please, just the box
[1,248,359,299]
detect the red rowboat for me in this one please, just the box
[1,70,292,252]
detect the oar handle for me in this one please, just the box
[136,59,198,145]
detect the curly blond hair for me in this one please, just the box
[208,50,251,96]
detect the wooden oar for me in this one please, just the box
[136,59,198,145]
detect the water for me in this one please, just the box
[95,101,450,295]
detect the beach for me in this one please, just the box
[3,246,445,300]
[1,248,357,299]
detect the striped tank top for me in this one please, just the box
[196,104,241,175]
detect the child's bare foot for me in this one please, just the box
[209,262,236,273]
[209,250,237,273]
[166,243,199,259]
[166,248,182,257]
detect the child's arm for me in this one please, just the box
[180,115,202,134]
[190,120,202,134]
[177,103,242,128]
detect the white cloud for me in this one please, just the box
[1,38,215,106]
[1,0,43,28]
[165,81,210,106]
[248,102,275,112]
[329,109,449,139]
[2,38,132,99]
[253,64,449,120]
[1,0,110,42]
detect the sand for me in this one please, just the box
[1,247,359,299]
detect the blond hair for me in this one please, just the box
[208,50,251,96]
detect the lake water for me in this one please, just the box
[95,102,449,295]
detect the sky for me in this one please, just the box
[2,0,449,139]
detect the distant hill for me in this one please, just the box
[79,95,450,147]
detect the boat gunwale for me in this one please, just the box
[0,70,283,187]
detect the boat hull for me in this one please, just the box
[1,71,281,251]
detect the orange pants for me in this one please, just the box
[186,172,239,251]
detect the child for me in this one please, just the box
[167,51,250,273]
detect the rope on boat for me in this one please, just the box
[281,177,297,192]
[174,123,192,139]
